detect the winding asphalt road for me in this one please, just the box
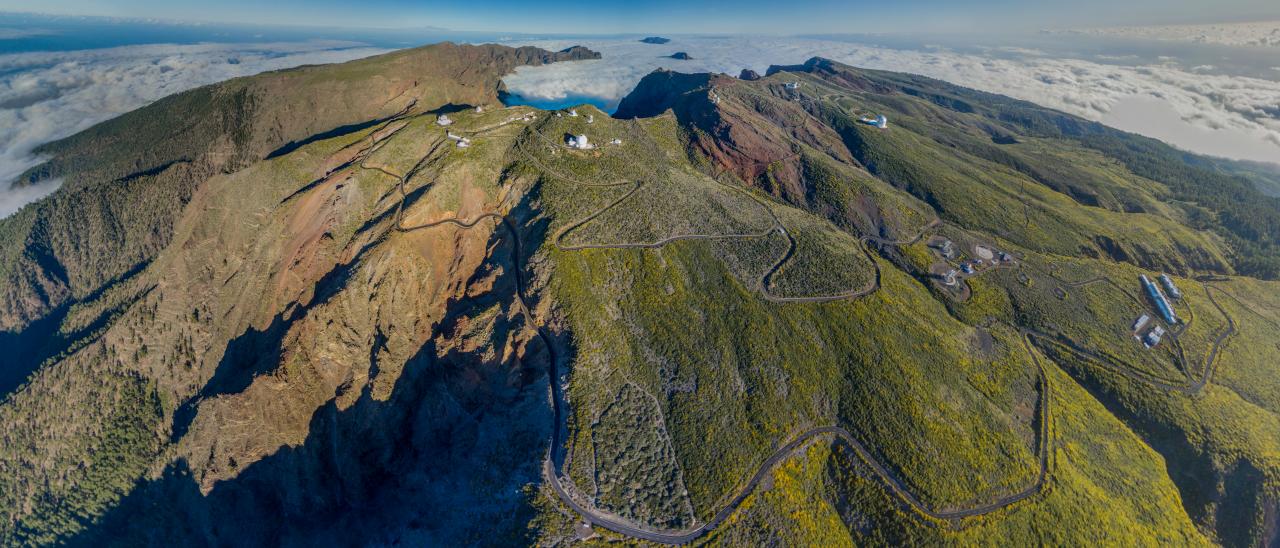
[343,108,1245,544]
[520,122,939,304]
[337,111,1058,543]
[412,115,1049,542]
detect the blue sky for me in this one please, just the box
[5,0,1280,34]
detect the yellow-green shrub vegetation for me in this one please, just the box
[794,149,934,241]
[766,206,876,298]
[517,105,665,185]
[808,80,1232,276]
[896,240,935,274]
[1005,267,1279,546]
[705,440,853,547]
[527,174,635,234]
[558,169,775,248]
[8,47,1280,547]
[707,232,792,289]
[1166,276,1231,380]
[559,58,1280,545]
[1039,335,1280,547]
[549,231,1044,518]
[1211,278,1280,417]
[1000,138,1177,217]
[952,274,1015,323]
[414,112,525,211]
[811,60,1280,276]
[362,116,441,176]
[971,253,1194,383]
[704,361,1209,546]
[936,253,1274,548]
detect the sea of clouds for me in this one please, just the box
[4,34,1279,218]
[502,37,1280,165]
[0,40,388,217]
[1066,20,1280,48]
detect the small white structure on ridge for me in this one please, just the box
[587,114,594,124]
[567,134,593,150]
[610,138,622,145]
[784,81,800,90]
[569,109,579,117]
[457,138,471,148]
[475,106,484,113]
[436,114,453,126]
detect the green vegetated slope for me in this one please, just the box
[705,361,1210,546]
[1211,278,1280,416]
[843,62,1280,278]
[532,108,1042,522]
[576,56,1280,546]
[824,92,1231,274]
[549,243,1043,517]
[765,206,875,298]
[2,44,1280,548]
[1210,159,1280,198]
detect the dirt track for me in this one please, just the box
[346,109,1245,544]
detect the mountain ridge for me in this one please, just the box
[0,42,600,381]
[1,46,1278,547]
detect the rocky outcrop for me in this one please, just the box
[613,69,717,120]
[0,83,555,542]
[738,69,761,80]
[615,67,850,205]
[766,56,892,94]
[669,52,692,60]
[4,41,1278,548]
[640,36,671,44]
[0,42,599,350]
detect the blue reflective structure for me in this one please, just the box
[1141,275,1177,324]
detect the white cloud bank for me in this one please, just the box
[0,40,389,218]
[1064,21,1280,48]
[5,36,1277,218]
[502,37,1280,165]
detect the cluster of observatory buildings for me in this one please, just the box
[1133,274,1182,348]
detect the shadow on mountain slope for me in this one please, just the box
[1035,341,1273,548]
[77,200,562,547]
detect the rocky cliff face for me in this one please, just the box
[3,46,1279,548]
[0,43,600,544]
[615,64,864,223]
[0,90,569,543]
[0,42,598,388]
[613,58,1236,272]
